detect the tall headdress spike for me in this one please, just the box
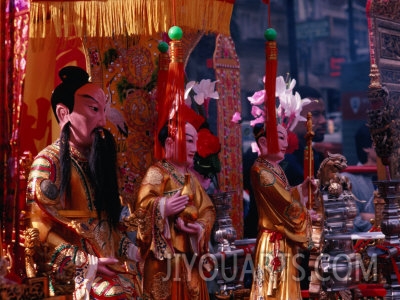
[154,41,170,160]
[165,25,186,163]
[264,26,279,154]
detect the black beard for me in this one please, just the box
[59,125,122,228]
[89,127,122,228]
[59,122,71,202]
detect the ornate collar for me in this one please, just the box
[160,160,186,185]
[55,139,88,162]
[256,157,290,188]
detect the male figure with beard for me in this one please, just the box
[26,66,141,299]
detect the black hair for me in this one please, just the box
[59,122,71,202]
[59,126,122,229]
[253,123,265,143]
[89,128,122,229]
[158,122,169,148]
[51,66,90,122]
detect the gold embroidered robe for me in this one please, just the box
[249,158,311,300]
[135,160,216,300]
[25,141,141,299]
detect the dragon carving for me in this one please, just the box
[313,152,359,296]
[317,152,350,197]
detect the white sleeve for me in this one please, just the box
[158,196,171,239]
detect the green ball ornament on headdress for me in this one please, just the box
[264,28,277,41]
[168,26,183,40]
[158,41,169,53]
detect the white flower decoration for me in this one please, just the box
[192,79,219,105]
[185,81,196,106]
[248,75,308,131]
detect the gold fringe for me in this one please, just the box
[29,0,233,39]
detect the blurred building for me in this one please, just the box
[231,0,370,164]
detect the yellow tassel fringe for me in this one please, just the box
[29,0,234,39]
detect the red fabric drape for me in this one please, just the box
[1,0,30,278]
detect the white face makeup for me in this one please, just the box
[66,84,107,153]
[264,124,288,163]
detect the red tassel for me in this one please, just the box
[264,35,279,154]
[269,231,283,242]
[271,256,281,271]
[165,26,186,163]
[154,41,170,160]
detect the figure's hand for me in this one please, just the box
[164,190,189,217]
[175,217,202,235]
[300,177,319,200]
[97,257,119,277]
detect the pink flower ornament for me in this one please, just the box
[247,90,265,106]
[231,112,242,124]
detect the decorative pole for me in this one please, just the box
[366,2,400,299]
[165,25,186,163]
[263,0,279,154]
[304,112,314,209]
[154,41,170,160]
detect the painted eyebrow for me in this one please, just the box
[76,93,99,104]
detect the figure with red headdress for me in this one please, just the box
[134,25,215,300]
[249,123,318,299]
[247,15,320,297]
[134,111,216,299]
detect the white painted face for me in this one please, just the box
[65,84,107,152]
[184,122,198,167]
[165,122,198,166]
[265,124,288,163]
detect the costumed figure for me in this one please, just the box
[249,123,317,300]
[134,118,216,299]
[134,25,215,300]
[247,20,319,298]
[25,66,142,299]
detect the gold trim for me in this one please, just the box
[58,210,97,218]
[29,0,234,38]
